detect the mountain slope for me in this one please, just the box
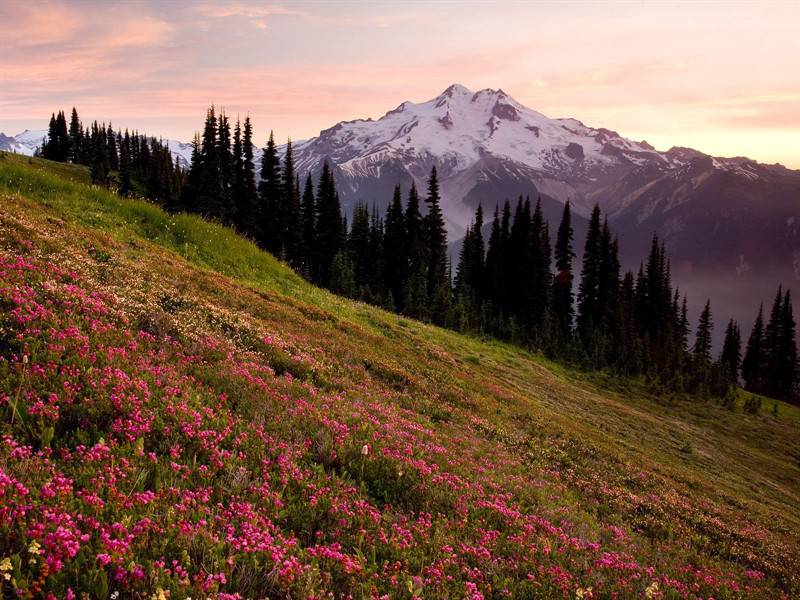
[1,151,799,598]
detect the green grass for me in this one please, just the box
[2,150,799,595]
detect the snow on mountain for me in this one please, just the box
[289,83,764,237]
[0,129,47,155]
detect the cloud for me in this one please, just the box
[194,3,299,19]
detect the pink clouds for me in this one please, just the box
[1,1,799,168]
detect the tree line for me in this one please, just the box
[39,109,184,204]
[37,106,799,404]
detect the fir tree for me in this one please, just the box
[404,182,428,319]
[68,108,82,163]
[423,167,450,324]
[300,174,316,277]
[383,185,408,311]
[693,300,714,367]
[720,319,742,382]
[315,162,344,285]
[241,116,259,239]
[281,139,302,265]
[552,201,575,338]
[258,131,281,252]
[742,304,766,393]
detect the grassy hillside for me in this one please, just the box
[1,151,799,598]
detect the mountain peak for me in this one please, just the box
[441,83,472,97]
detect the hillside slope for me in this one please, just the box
[1,152,799,598]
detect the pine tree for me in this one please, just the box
[258,131,281,252]
[232,118,245,229]
[693,300,714,367]
[720,318,742,382]
[118,137,132,197]
[383,185,408,311]
[778,290,798,399]
[348,203,372,298]
[577,205,603,345]
[106,123,119,171]
[195,106,223,218]
[315,161,344,285]
[90,122,110,186]
[530,197,551,336]
[552,201,575,338]
[241,117,259,240]
[742,304,766,393]
[423,167,450,324]
[55,110,69,161]
[68,108,82,163]
[217,111,233,224]
[404,182,428,319]
[300,174,316,277]
[281,140,302,265]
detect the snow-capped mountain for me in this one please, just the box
[0,128,194,169]
[289,84,800,331]
[0,129,48,155]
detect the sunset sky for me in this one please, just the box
[2,0,799,167]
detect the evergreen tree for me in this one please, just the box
[68,108,82,163]
[315,161,344,285]
[194,106,223,218]
[423,167,450,325]
[258,131,281,251]
[742,304,766,393]
[300,174,316,277]
[552,201,575,338]
[404,183,428,319]
[241,117,259,239]
[577,205,603,344]
[217,111,233,223]
[89,122,110,186]
[348,203,372,297]
[720,319,742,382]
[530,197,551,336]
[232,118,245,229]
[118,137,132,197]
[383,185,408,311]
[106,123,119,171]
[693,300,714,367]
[281,140,302,265]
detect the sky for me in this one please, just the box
[1,0,799,167]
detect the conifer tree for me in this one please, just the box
[315,161,344,285]
[281,140,302,265]
[693,300,714,367]
[258,131,281,252]
[742,304,766,393]
[68,108,82,163]
[217,111,233,223]
[423,167,450,324]
[383,185,408,311]
[118,138,132,197]
[106,123,119,171]
[241,117,259,239]
[404,182,428,319]
[552,201,575,338]
[232,118,245,228]
[194,106,223,218]
[300,174,316,277]
[577,205,603,344]
[720,319,742,382]
[530,197,551,335]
